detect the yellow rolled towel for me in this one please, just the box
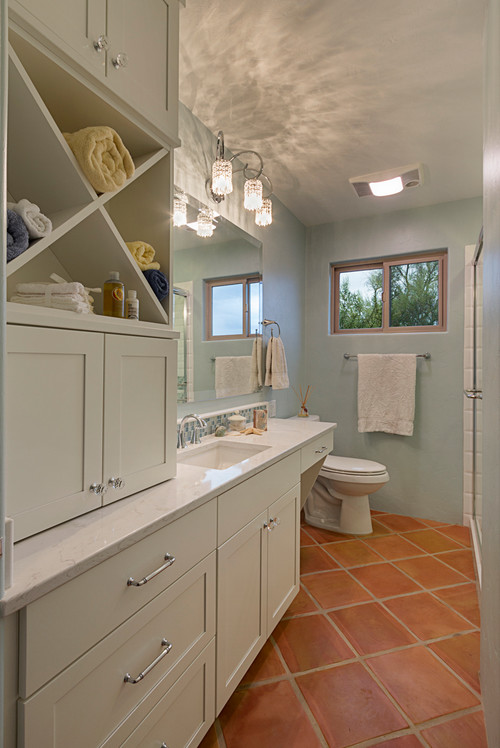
[63,126,135,193]
[126,241,161,271]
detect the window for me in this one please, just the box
[205,274,262,340]
[331,250,447,334]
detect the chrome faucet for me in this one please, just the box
[178,414,207,449]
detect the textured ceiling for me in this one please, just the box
[179,0,485,226]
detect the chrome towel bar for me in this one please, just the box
[344,352,431,360]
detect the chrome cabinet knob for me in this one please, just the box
[93,35,109,52]
[112,52,129,69]
[89,482,107,495]
[108,476,125,489]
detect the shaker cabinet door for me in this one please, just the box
[267,485,301,633]
[6,325,104,540]
[10,0,107,76]
[106,0,179,137]
[102,333,177,504]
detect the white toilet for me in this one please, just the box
[305,454,390,535]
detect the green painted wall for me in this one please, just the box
[305,197,482,523]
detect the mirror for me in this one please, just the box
[172,192,263,403]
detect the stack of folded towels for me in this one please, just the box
[10,281,95,314]
[126,240,169,302]
[6,200,52,262]
[63,125,135,193]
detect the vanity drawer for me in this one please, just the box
[217,452,300,545]
[20,499,217,698]
[19,553,216,748]
[300,431,334,473]
[105,640,216,748]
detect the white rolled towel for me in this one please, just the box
[7,199,52,239]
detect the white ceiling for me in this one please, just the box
[179,0,485,227]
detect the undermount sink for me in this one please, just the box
[177,440,270,470]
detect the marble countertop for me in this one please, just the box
[1,418,336,616]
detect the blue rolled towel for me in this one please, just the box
[7,209,30,262]
[143,268,169,302]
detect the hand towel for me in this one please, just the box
[63,126,135,193]
[126,241,161,271]
[357,353,417,436]
[7,199,52,239]
[143,268,169,301]
[215,356,253,398]
[6,209,30,262]
[264,336,289,389]
[250,336,264,391]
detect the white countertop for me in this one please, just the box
[1,418,336,616]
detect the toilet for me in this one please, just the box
[305,455,390,535]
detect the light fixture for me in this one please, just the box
[349,163,423,198]
[255,197,273,226]
[196,208,214,238]
[173,194,187,226]
[207,131,273,227]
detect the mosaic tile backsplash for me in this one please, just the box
[177,402,269,445]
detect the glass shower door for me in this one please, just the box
[465,230,483,545]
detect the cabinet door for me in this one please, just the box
[6,325,104,541]
[10,0,107,76]
[216,511,267,715]
[107,0,179,138]
[267,484,301,634]
[102,334,177,504]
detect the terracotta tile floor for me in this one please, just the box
[201,511,486,748]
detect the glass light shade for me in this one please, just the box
[197,209,214,238]
[173,197,187,227]
[212,159,233,195]
[244,178,263,211]
[255,197,273,227]
[369,176,403,196]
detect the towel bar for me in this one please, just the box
[344,352,431,360]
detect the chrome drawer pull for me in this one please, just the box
[315,446,328,454]
[124,638,172,684]
[127,553,176,587]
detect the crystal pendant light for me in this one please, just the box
[197,208,214,238]
[173,197,187,227]
[212,159,233,195]
[255,197,273,226]
[244,178,263,211]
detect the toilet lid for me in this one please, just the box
[321,455,387,476]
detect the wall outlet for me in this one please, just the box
[268,400,276,417]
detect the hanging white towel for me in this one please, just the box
[215,356,253,398]
[264,336,289,390]
[250,337,263,391]
[357,354,417,436]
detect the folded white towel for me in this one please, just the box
[264,336,289,390]
[215,356,253,398]
[7,199,52,239]
[357,354,417,436]
[250,337,264,391]
[10,281,94,314]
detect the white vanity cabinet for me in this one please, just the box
[9,0,180,142]
[17,500,217,748]
[6,323,177,541]
[216,453,301,714]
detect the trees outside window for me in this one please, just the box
[331,251,447,334]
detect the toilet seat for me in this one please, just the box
[320,454,387,477]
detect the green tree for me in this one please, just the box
[338,270,382,329]
[390,261,438,326]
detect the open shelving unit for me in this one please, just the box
[6,29,173,328]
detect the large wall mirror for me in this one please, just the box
[173,192,263,403]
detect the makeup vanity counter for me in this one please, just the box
[1,417,335,748]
